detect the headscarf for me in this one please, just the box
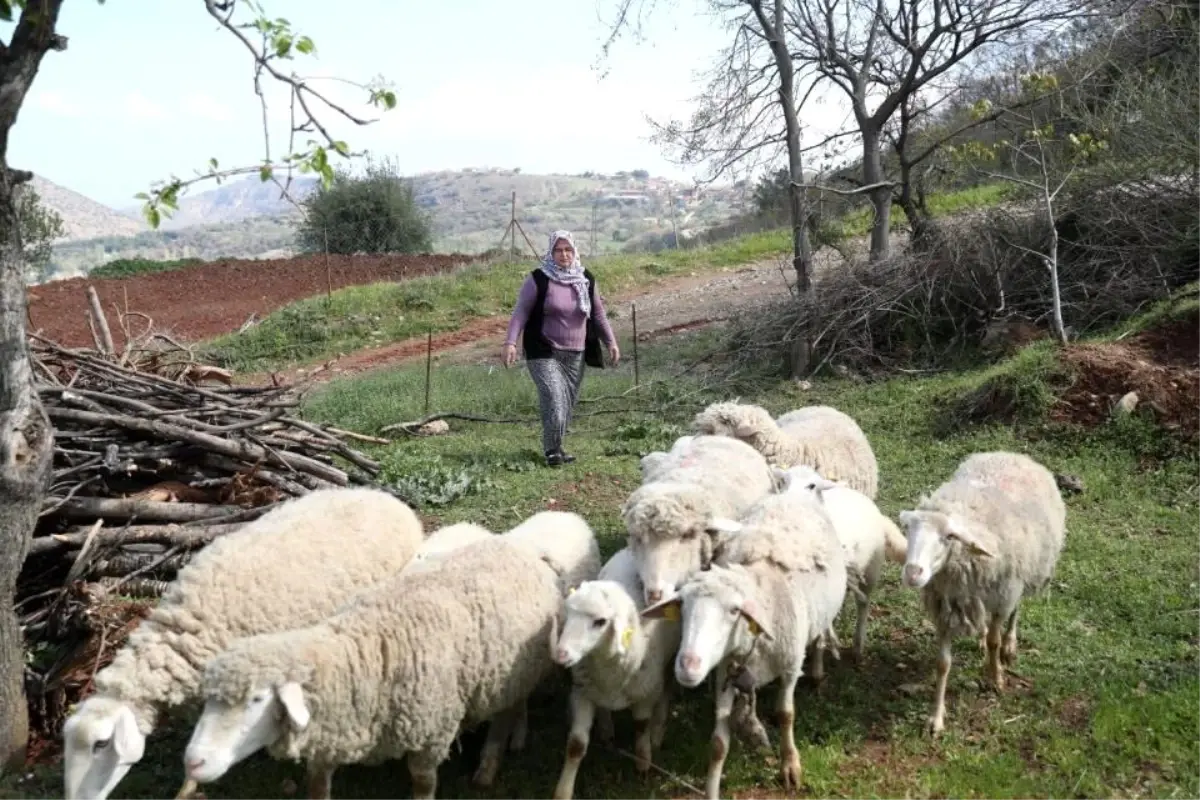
[539,229,591,316]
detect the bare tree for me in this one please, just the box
[0,0,393,770]
[787,0,1095,262]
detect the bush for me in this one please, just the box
[296,155,433,255]
[17,185,64,283]
[89,257,204,279]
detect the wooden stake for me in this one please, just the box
[424,329,433,415]
[631,302,640,388]
[86,285,115,355]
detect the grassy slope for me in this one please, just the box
[8,317,1192,800]
[207,183,1015,374]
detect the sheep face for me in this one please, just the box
[692,402,771,441]
[62,696,146,800]
[183,683,308,785]
[898,509,997,589]
[552,581,638,668]
[775,464,837,500]
[643,566,772,689]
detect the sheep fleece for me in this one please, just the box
[205,537,563,767]
[95,488,425,724]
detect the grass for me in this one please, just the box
[206,227,790,372]
[88,257,206,279]
[7,321,1195,800]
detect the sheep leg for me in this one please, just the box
[705,667,736,800]
[1001,607,1020,666]
[776,672,803,790]
[305,762,334,800]
[807,639,827,684]
[509,700,529,752]
[852,592,870,664]
[927,631,953,737]
[984,613,1007,692]
[631,699,656,773]
[648,687,672,749]
[473,705,519,787]
[553,688,596,800]
[408,749,441,800]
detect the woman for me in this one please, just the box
[502,230,620,467]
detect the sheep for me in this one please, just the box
[180,511,600,800]
[693,400,879,499]
[643,491,847,800]
[897,450,1066,736]
[775,464,907,662]
[549,547,682,800]
[60,487,425,800]
[638,434,696,481]
[399,521,495,576]
[621,434,777,605]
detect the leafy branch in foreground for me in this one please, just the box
[137,0,399,228]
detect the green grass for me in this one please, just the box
[8,324,1194,800]
[830,182,1016,239]
[206,228,790,372]
[89,257,206,279]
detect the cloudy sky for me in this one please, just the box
[5,0,849,209]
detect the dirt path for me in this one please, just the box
[244,257,799,386]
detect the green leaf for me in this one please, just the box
[0,2,13,23]
[133,192,150,201]
[260,165,274,182]
[208,157,219,171]
[144,206,161,229]
[274,33,293,58]
[332,140,350,156]
[295,35,315,55]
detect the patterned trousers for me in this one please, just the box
[526,348,586,454]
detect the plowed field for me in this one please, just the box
[26,252,482,348]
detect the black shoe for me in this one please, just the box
[558,450,576,464]
[545,451,565,467]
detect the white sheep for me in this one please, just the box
[643,493,847,800]
[180,511,600,799]
[60,487,425,800]
[638,434,696,481]
[776,464,907,662]
[693,401,879,499]
[549,547,682,800]
[399,521,495,576]
[898,450,1066,735]
[621,434,777,605]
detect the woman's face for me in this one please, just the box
[552,238,575,268]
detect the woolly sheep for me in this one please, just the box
[897,450,1066,735]
[180,511,600,799]
[61,487,425,800]
[638,434,697,481]
[693,401,879,499]
[621,434,777,605]
[399,521,495,576]
[776,464,907,662]
[644,493,847,800]
[549,547,682,799]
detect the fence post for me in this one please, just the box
[631,302,640,389]
[424,329,433,416]
[324,226,332,302]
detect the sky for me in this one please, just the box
[5,0,851,209]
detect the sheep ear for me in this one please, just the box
[739,599,774,641]
[734,422,757,438]
[641,596,682,622]
[276,682,310,730]
[812,476,837,492]
[944,517,996,558]
[897,510,919,531]
[706,517,743,535]
[112,705,145,762]
[769,467,790,491]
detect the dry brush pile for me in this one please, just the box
[19,315,394,750]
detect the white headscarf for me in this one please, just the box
[538,229,591,316]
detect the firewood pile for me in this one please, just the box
[18,319,394,750]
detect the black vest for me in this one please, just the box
[523,269,605,368]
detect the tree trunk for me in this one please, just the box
[861,125,892,262]
[0,167,53,774]
[0,0,67,772]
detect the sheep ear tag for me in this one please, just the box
[661,604,680,621]
[747,619,762,636]
[567,587,576,596]
[621,627,634,650]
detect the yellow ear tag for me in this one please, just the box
[747,619,762,635]
[567,586,576,596]
[662,604,680,621]
[621,628,634,650]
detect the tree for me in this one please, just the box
[16,185,63,284]
[0,0,395,771]
[786,0,1096,262]
[296,156,434,255]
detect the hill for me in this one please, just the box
[29,174,147,240]
[45,169,752,279]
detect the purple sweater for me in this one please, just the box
[504,275,616,352]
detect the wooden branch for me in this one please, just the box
[27,522,246,557]
[86,286,115,356]
[53,496,254,524]
[380,411,535,435]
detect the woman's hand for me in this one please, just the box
[607,342,621,366]
[501,343,518,367]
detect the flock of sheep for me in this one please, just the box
[59,399,1068,800]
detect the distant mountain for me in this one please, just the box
[29,175,147,240]
[137,174,318,230]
